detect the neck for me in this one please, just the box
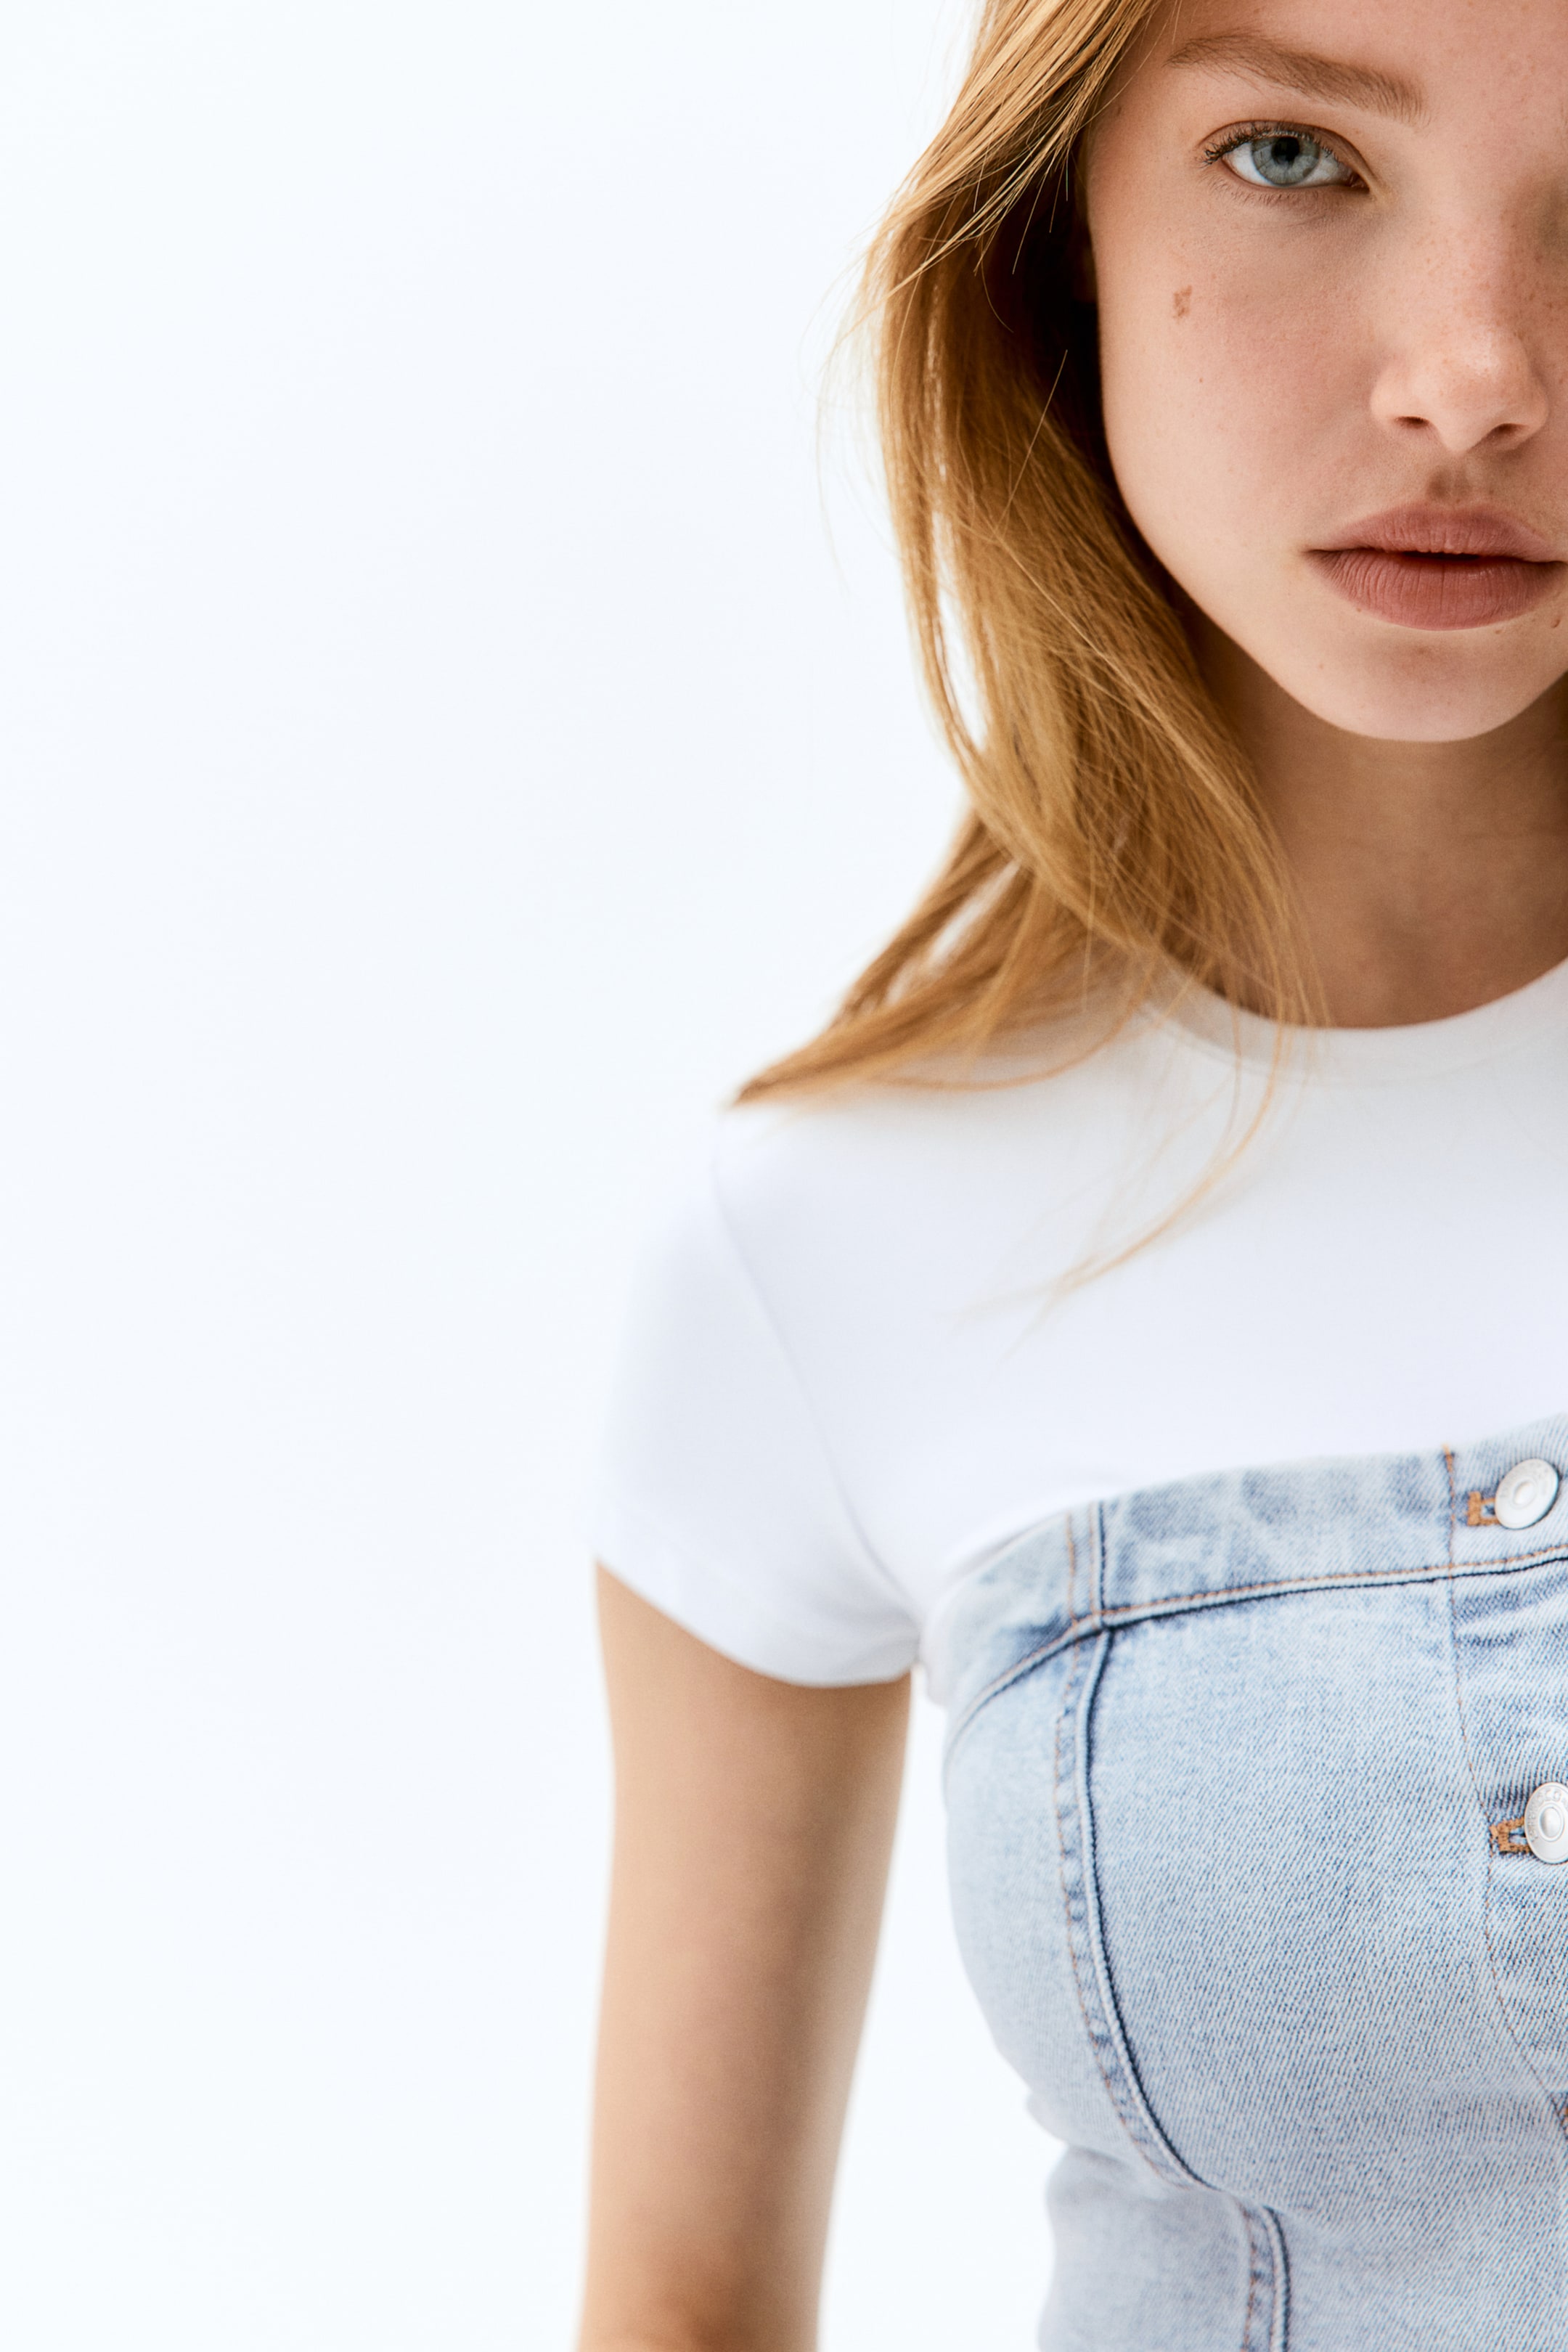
[1200,628,1568,1029]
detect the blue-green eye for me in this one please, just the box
[1220,130,1355,189]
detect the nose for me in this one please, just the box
[1369,230,1551,456]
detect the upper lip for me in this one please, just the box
[1312,505,1561,563]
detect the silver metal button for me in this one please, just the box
[1493,1458,1560,1530]
[1525,1782,1568,1863]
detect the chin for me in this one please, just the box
[1208,584,1568,744]
[1262,637,1565,743]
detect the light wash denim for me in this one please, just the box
[939,1416,1568,2351]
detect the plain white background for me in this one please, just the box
[0,3,1058,2343]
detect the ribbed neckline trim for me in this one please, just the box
[1160,952,1568,1085]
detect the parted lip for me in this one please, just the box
[1311,505,1561,563]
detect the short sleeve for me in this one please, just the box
[589,1143,919,1685]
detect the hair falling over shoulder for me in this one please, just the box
[741,0,1312,1102]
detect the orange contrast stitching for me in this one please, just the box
[1095,1539,1568,1625]
[1238,2208,1259,2352]
[948,1538,1568,1760]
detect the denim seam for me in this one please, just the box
[1261,2208,1290,2352]
[1237,2203,1290,2352]
[1053,1627,1288,2348]
[1239,2208,1262,2352]
[1065,1509,1079,1628]
[1095,1541,1568,1619]
[943,1546,1568,1765]
[1053,1635,1132,2160]
[1236,2194,1287,2352]
[1053,1629,1200,2192]
[1238,2208,1259,2352]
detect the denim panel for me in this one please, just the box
[940,1419,1568,2351]
[1040,2149,1272,2352]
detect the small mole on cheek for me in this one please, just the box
[1172,285,1192,320]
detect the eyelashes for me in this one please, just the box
[1204,121,1363,192]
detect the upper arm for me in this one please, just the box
[578,1567,910,2352]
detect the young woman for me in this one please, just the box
[579,0,1568,2343]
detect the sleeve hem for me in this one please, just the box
[589,1485,918,1689]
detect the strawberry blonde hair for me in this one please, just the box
[742,0,1310,1101]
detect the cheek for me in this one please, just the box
[1096,240,1365,587]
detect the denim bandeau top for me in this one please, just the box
[936,1416,1568,2352]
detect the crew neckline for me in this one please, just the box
[1162,952,1568,1085]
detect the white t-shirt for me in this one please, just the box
[591,960,1568,1696]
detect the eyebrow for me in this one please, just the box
[1166,31,1426,127]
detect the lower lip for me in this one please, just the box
[1311,547,1562,630]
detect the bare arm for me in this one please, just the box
[578,1567,909,2352]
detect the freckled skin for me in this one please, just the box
[1086,0,1568,741]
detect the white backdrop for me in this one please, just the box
[0,3,1057,2344]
